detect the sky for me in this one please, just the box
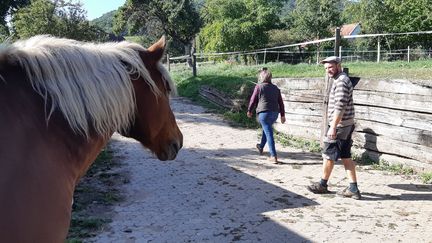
[79,0,126,20]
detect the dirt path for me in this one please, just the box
[89,97,432,243]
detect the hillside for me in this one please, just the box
[91,10,116,33]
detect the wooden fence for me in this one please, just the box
[272,77,432,172]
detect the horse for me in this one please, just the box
[0,35,183,242]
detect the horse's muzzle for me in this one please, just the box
[158,136,183,161]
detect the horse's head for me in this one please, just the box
[122,36,183,161]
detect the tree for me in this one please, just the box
[12,0,107,41]
[113,0,202,56]
[0,0,30,37]
[345,0,432,49]
[91,10,117,33]
[199,0,286,52]
[288,0,343,42]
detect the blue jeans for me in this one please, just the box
[258,111,279,157]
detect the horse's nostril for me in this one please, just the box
[171,141,180,153]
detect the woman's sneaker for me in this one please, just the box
[337,187,361,200]
[268,156,279,164]
[307,182,330,194]
[256,144,263,155]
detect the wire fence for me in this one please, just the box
[166,30,432,72]
[167,47,432,72]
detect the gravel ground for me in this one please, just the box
[89,97,432,243]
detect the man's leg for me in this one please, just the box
[322,158,335,181]
[338,158,361,199]
[307,158,334,194]
[341,158,357,183]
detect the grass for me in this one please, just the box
[275,131,321,153]
[171,60,432,82]
[371,160,415,175]
[420,172,432,184]
[67,145,127,242]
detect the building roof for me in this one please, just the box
[340,23,361,36]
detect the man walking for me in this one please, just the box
[307,56,361,200]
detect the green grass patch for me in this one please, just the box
[223,111,260,129]
[420,172,432,184]
[371,160,415,175]
[274,131,321,153]
[171,60,432,82]
[68,218,110,241]
[67,146,126,242]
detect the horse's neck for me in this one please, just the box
[0,78,110,241]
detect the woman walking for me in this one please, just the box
[247,68,286,163]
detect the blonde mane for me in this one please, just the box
[2,35,163,137]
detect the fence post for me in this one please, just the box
[167,54,170,72]
[191,39,197,76]
[320,74,331,148]
[334,27,341,57]
[377,37,381,63]
[339,46,342,58]
[263,49,267,64]
[407,46,410,63]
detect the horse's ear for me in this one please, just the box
[147,35,166,62]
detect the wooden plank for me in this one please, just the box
[355,120,432,146]
[352,148,432,171]
[284,102,322,116]
[355,106,432,131]
[354,90,432,113]
[274,123,320,141]
[284,113,322,124]
[355,79,432,95]
[198,85,234,109]
[273,78,323,90]
[353,132,432,163]
[282,89,324,103]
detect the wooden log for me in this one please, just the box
[274,123,320,141]
[273,78,323,90]
[355,79,432,95]
[284,102,322,116]
[282,89,324,103]
[353,132,432,163]
[354,90,432,113]
[352,148,432,172]
[355,106,432,131]
[355,120,432,146]
[198,85,234,109]
[284,113,322,123]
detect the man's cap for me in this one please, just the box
[320,56,341,64]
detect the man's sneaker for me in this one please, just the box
[307,182,330,194]
[256,144,263,155]
[337,187,361,200]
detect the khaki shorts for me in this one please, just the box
[322,125,355,161]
